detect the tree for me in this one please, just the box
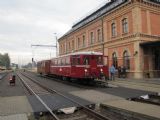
[4,53,10,69]
[0,53,11,69]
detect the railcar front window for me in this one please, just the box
[97,56,103,65]
[83,56,90,65]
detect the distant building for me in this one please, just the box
[58,0,160,79]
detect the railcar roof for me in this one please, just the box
[51,51,103,59]
[71,51,103,55]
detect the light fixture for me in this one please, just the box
[134,51,138,56]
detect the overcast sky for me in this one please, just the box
[0,0,109,65]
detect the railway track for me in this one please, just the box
[26,70,109,89]
[17,72,111,120]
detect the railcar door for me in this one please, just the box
[90,55,97,68]
[90,55,98,78]
[103,56,109,77]
[71,55,81,78]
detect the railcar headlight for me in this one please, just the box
[100,68,103,72]
[85,69,88,72]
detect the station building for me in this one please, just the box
[58,0,160,79]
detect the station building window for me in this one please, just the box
[123,51,130,69]
[68,42,71,51]
[112,52,118,68]
[111,23,116,37]
[77,38,80,48]
[72,40,74,50]
[60,45,62,54]
[90,32,94,44]
[82,35,85,47]
[97,29,102,42]
[122,18,128,33]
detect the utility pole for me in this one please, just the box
[31,44,57,69]
[54,33,58,57]
[31,44,57,61]
[31,34,58,69]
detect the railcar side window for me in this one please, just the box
[66,57,70,65]
[72,56,80,65]
[62,58,65,65]
[55,60,57,65]
[58,59,61,66]
[83,56,90,65]
[77,58,80,65]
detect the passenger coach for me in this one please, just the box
[37,52,109,82]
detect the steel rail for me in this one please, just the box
[21,72,111,120]
[17,73,60,120]
[27,70,107,89]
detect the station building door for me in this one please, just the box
[141,41,160,78]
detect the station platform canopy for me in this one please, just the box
[140,40,160,47]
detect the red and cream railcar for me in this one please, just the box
[50,52,109,80]
[37,60,51,75]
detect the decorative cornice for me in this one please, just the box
[139,33,160,38]
[142,0,160,7]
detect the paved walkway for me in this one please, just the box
[0,114,28,120]
[70,90,123,103]
[101,99,160,120]
[115,77,160,84]
[0,96,33,116]
[108,77,160,93]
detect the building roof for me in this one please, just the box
[59,0,129,41]
[58,0,160,41]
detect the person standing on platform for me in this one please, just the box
[122,66,126,78]
[118,66,121,78]
[110,65,116,80]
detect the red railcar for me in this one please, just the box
[37,52,109,81]
[37,60,51,75]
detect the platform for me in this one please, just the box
[108,79,160,93]
[0,114,28,120]
[101,99,160,120]
[0,74,28,97]
[70,90,123,103]
[0,73,6,80]
[0,96,33,116]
